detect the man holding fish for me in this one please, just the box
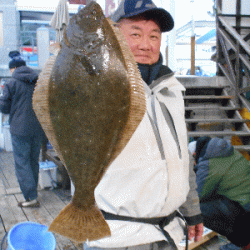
[84,0,203,249]
[32,0,203,248]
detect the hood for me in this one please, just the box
[12,66,38,85]
[202,137,234,160]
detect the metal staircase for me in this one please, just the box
[176,0,250,155]
[177,76,250,153]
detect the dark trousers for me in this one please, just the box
[11,134,43,201]
[200,195,250,247]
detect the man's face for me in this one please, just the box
[119,18,162,65]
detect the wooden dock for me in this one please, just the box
[0,150,82,250]
[0,150,230,250]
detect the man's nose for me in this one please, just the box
[138,36,151,50]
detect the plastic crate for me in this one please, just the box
[39,161,57,189]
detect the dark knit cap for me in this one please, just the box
[8,51,26,69]
[195,136,211,162]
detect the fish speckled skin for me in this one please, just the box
[32,2,146,243]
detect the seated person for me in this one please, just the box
[189,137,250,250]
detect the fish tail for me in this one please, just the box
[49,202,111,243]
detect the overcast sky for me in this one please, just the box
[16,0,214,29]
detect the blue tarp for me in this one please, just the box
[196,29,216,44]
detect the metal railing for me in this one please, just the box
[215,0,250,107]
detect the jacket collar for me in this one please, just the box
[145,74,186,96]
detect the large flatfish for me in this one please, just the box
[32,1,146,243]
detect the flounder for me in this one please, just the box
[32,1,146,243]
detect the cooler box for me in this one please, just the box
[39,161,57,189]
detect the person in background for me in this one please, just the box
[0,51,45,207]
[84,0,203,249]
[189,137,250,250]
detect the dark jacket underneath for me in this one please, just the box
[0,66,44,137]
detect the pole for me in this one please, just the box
[191,36,195,75]
[37,26,50,69]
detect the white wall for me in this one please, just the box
[222,0,250,15]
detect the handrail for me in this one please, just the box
[218,16,250,55]
[215,0,250,107]
[217,27,250,72]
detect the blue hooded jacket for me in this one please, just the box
[0,66,44,137]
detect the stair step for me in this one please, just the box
[184,95,233,100]
[185,85,226,89]
[186,118,250,123]
[188,131,250,137]
[185,86,226,96]
[185,106,238,111]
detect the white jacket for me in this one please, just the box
[87,75,189,248]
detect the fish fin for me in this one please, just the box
[105,18,146,161]
[49,202,111,243]
[32,54,67,166]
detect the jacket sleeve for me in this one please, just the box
[0,84,12,114]
[179,151,203,226]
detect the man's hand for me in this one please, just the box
[187,223,204,242]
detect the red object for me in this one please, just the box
[22,47,37,53]
[68,0,86,4]
[243,243,250,250]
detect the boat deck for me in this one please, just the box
[0,150,230,250]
